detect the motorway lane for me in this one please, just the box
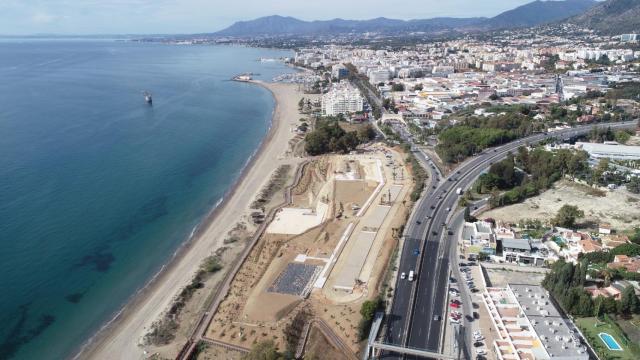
[382,121,637,359]
[385,150,441,345]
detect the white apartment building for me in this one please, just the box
[368,69,392,85]
[321,82,364,116]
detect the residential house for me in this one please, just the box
[608,255,640,273]
[599,223,612,235]
[602,234,630,249]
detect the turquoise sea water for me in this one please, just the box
[0,40,293,360]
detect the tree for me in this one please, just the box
[552,205,584,228]
[593,158,610,184]
[619,285,640,315]
[413,84,423,91]
[242,340,284,360]
[464,206,477,222]
[356,124,376,143]
[358,297,382,340]
[391,83,405,92]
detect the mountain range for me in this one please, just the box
[569,0,640,34]
[213,0,598,37]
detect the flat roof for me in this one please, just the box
[502,238,531,251]
[509,284,588,360]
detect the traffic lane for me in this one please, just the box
[406,238,440,343]
[406,210,450,349]
[412,198,467,350]
[386,157,441,345]
[386,234,421,343]
[386,181,440,343]
[405,182,471,350]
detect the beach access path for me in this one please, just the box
[79,82,303,360]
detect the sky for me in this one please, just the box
[0,0,546,35]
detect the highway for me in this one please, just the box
[380,120,637,359]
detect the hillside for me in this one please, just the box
[483,0,597,29]
[213,0,598,37]
[213,15,485,37]
[569,0,640,34]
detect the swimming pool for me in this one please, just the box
[599,332,623,351]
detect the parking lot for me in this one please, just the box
[442,251,498,360]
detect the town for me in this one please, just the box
[103,2,640,360]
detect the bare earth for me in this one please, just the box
[481,180,640,231]
[79,82,304,360]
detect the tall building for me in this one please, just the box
[331,63,349,80]
[322,82,364,116]
[368,69,392,85]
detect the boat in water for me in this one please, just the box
[143,91,153,105]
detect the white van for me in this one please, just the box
[408,270,415,281]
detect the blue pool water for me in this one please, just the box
[599,332,623,351]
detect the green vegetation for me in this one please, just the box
[405,148,428,202]
[201,255,223,273]
[552,204,584,228]
[478,147,590,208]
[358,296,383,341]
[543,252,640,318]
[576,316,640,360]
[391,83,405,92]
[242,340,285,360]
[629,227,640,244]
[580,243,640,265]
[304,120,374,155]
[436,112,543,163]
[475,155,520,192]
[542,260,592,316]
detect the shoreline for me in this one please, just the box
[75,80,301,359]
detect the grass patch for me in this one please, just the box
[575,316,640,360]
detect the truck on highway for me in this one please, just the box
[456,187,463,195]
[408,270,415,281]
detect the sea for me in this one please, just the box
[0,40,295,360]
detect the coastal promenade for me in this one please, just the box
[77,82,304,360]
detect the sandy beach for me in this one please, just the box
[77,81,304,360]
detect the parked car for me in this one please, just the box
[474,311,479,319]
[401,272,406,280]
[433,315,442,321]
[466,314,474,321]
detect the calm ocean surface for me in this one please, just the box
[0,40,294,360]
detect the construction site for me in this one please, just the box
[201,145,412,358]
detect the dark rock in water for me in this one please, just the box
[76,247,116,272]
[0,304,56,358]
[65,292,85,304]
